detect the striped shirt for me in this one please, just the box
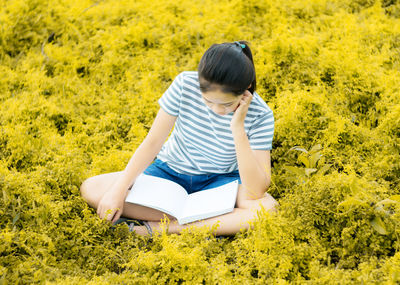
[157,71,274,175]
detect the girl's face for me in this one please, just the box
[201,89,243,116]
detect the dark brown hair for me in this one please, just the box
[198,40,256,96]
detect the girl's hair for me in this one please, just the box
[198,40,256,96]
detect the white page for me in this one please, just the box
[179,180,239,224]
[125,174,188,218]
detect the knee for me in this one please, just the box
[237,189,279,212]
[80,178,93,203]
[239,193,278,213]
[261,193,279,213]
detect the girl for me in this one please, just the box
[80,41,278,236]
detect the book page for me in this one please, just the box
[179,180,239,224]
[125,174,188,218]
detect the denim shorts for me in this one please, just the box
[143,159,241,194]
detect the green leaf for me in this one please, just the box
[338,198,369,209]
[290,146,308,153]
[309,152,322,168]
[310,144,322,153]
[370,217,388,235]
[318,164,331,175]
[318,156,326,167]
[376,199,399,206]
[374,204,391,216]
[12,213,20,225]
[298,155,310,168]
[284,166,305,177]
[2,189,8,204]
[304,168,318,177]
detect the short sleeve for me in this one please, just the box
[158,72,184,117]
[248,110,275,150]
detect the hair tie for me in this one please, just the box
[234,41,246,49]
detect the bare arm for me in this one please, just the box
[112,108,176,194]
[97,108,176,222]
[232,129,271,199]
[231,91,271,199]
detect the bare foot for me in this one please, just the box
[132,225,149,236]
[133,221,158,236]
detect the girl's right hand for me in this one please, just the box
[97,188,125,223]
[230,90,253,131]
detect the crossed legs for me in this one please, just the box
[80,171,278,236]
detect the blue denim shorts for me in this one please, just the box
[143,159,241,194]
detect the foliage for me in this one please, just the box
[1,0,400,283]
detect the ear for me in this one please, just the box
[248,84,252,89]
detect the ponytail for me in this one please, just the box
[236,40,256,94]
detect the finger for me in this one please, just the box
[110,209,118,223]
[100,209,107,220]
[243,94,253,103]
[238,98,249,108]
[235,102,248,114]
[99,207,112,220]
[106,209,117,221]
[242,90,251,98]
[112,210,122,224]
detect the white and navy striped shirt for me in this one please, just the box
[157,71,274,175]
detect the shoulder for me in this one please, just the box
[176,71,199,90]
[173,71,202,100]
[175,71,198,83]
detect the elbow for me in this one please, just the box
[247,181,271,200]
[257,177,272,199]
[240,170,271,200]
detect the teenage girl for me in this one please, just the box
[80,41,278,236]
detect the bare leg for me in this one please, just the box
[81,173,277,236]
[133,185,278,236]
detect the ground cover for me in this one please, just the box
[1,0,400,283]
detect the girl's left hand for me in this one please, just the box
[230,90,253,131]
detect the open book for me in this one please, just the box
[125,173,239,225]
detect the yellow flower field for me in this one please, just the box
[1,0,400,283]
